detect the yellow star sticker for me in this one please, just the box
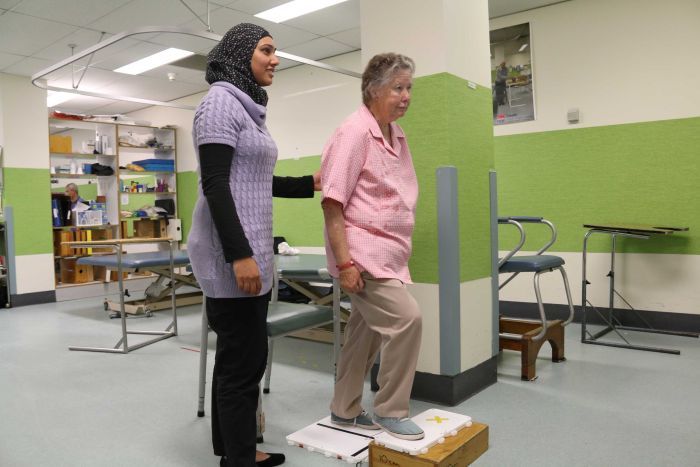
[426,416,448,424]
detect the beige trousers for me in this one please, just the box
[330,275,422,419]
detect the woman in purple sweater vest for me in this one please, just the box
[188,23,319,467]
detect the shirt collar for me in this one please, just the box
[360,104,405,141]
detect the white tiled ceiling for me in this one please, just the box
[9,0,132,27]
[0,0,550,114]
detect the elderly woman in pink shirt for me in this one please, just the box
[320,53,423,441]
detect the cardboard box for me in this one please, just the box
[369,422,488,467]
[60,258,93,284]
[49,134,73,153]
[134,218,167,238]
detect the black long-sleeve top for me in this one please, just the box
[199,143,314,263]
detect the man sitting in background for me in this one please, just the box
[65,183,86,210]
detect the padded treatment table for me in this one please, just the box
[65,238,182,353]
[78,249,199,316]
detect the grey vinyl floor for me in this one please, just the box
[1,297,699,467]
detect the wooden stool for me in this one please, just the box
[499,317,566,381]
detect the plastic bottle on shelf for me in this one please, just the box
[95,132,103,154]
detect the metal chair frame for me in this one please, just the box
[498,216,575,340]
[497,216,575,380]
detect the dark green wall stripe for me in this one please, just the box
[5,168,53,255]
[495,117,700,254]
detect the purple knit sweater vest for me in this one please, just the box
[188,82,277,298]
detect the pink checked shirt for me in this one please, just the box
[321,105,418,283]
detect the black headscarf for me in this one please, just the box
[206,23,271,107]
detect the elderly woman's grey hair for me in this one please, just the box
[361,53,415,105]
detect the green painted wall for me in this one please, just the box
[400,73,494,283]
[5,168,53,255]
[119,176,157,211]
[271,73,495,284]
[495,116,700,254]
[175,163,324,246]
[273,157,324,245]
[177,171,198,242]
[51,182,98,200]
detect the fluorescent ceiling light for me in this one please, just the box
[114,48,194,75]
[47,91,75,107]
[518,43,529,52]
[255,0,349,23]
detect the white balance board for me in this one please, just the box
[286,408,472,463]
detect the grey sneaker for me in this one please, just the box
[373,415,425,440]
[331,410,380,430]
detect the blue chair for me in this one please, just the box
[498,216,575,380]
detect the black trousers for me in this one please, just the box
[207,292,271,467]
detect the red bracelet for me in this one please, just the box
[337,259,355,271]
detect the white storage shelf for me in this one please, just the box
[48,120,179,289]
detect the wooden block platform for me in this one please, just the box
[369,421,489,467]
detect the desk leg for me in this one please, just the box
[69,244,129,353]
[581,230,593,342]
[68,240,178,353]
[168,241,178,336]
[580,229,687,354]
[607,234,617,324]
[117,249,128,352]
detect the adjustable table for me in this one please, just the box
[581,223,697,354]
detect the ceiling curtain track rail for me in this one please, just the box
[31,26,361,111]
[179,0,211,31]
[71,32,106,90]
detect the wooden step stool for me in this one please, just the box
[499,317,566,381]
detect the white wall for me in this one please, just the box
[267,52,362,159]
[361,0,491,86]
[492,0,700,315]
[128,52,363,170]
[492,0,700,136]
[0,73,49,169]
[500,251,700,316]
[0,73,55,295]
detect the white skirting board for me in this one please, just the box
[286,408,473,463]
